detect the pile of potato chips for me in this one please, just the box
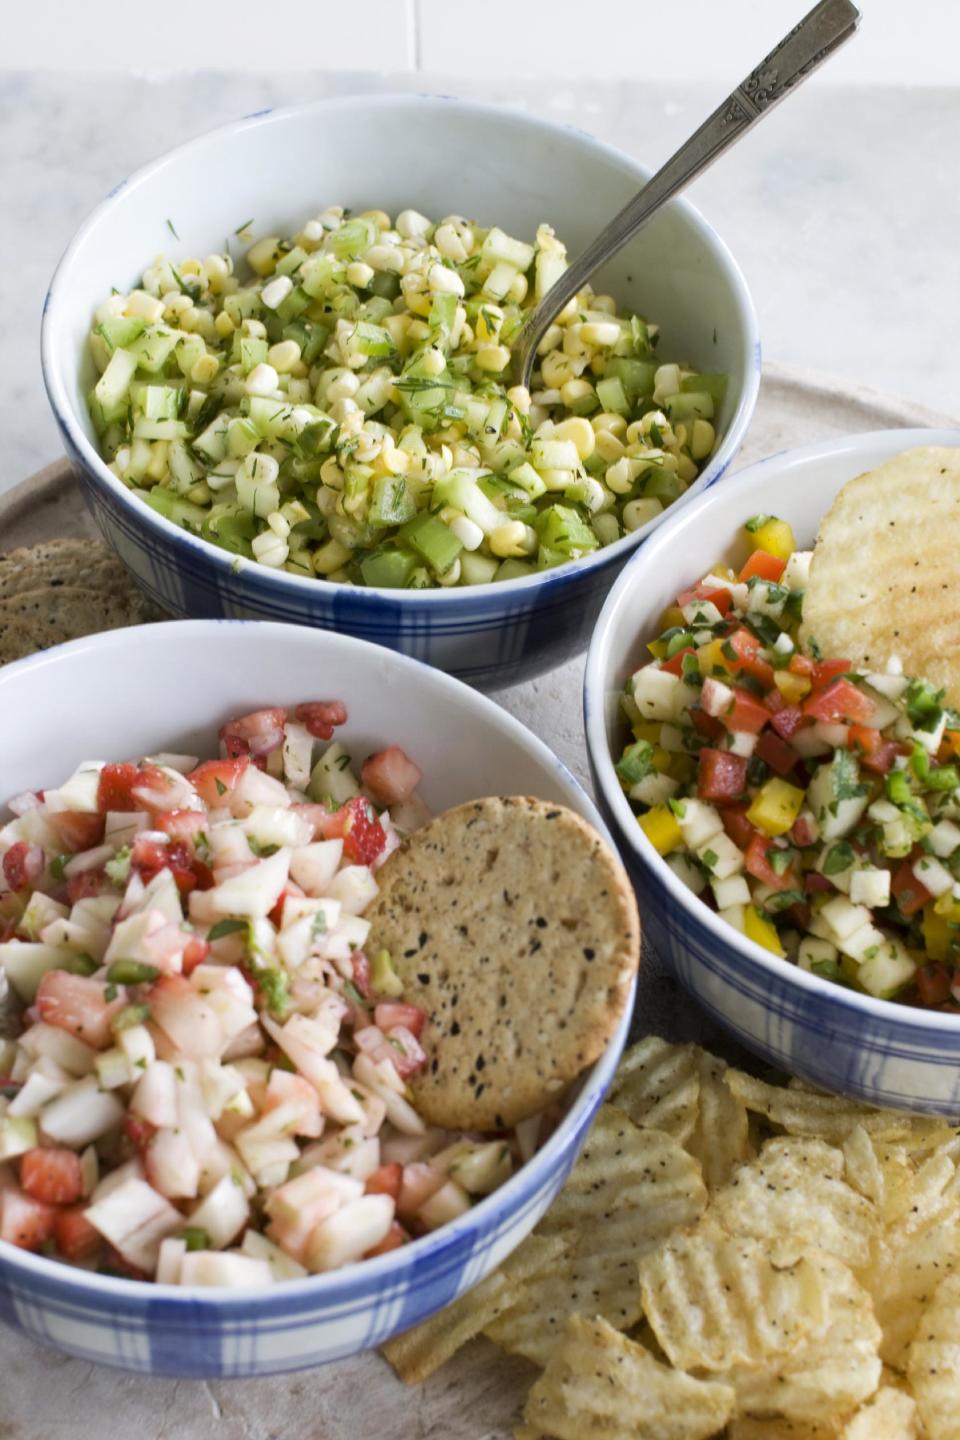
[382,1036,960,1439]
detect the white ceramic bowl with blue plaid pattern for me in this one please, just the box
[0,619,632,1375]
[585,427,960,1115]
[41,94,759,690]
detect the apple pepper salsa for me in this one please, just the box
[619,514,960,1011]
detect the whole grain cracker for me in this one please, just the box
[800,446,960,706]
[366,796,640,1130]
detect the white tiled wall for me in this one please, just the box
[5,0,960,82]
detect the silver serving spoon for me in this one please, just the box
[513,0,861,389]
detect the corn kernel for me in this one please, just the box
[475,345,511,374]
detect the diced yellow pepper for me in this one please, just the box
[748,517,796,562]
[697,637,735,679]
[774,670,812,704]
[922,905,955,962]
[638,805,683,855]
[744,905,785,956]
[746,778,805,837]
[632,722,662,744]
[934,891,960,922]
[647,638,668,660]
[658,604,685,632]
[651,746,673,775]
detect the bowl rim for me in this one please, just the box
[40,90,760,606]
[0,617,632,1305]
[584,424,960,1032]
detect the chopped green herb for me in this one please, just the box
[207,918,249,941]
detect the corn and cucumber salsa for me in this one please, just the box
[619,514,960,1012]
[86,206,724,589]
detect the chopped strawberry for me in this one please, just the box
[181,935,210,975]
[0,1188,56,1251]
[186,756,250,807]
[20,1148,84,1206]
[352,951,372,1000]
[2,842,44,892]
[36,970,126,1050]
[122,1113,156,1154]
[66,868,106,903]
[131,835,211,895]
[53,1207,102,1262]
[294,701,348,740]
[321,797,387,866]
[219,708,287,759]
[360,746,423,807]
[97,762,174,815]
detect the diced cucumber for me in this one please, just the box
[595,375,630,416]
[432,470,504,535]
[132,383,183,421]
[606,357,657,402]
[495,558,535,581]
[240,336,268,374]
[360,548,419,588]
[481,228,535,271]
[128,326,181,374]
[665,391,714,423]
[141,486,208,531]
[535,245,567,300]
[508,462,547,500]
[97,316,146,352]
[94,347,138,413]
[398,513,463,573]
[369,475,417,529]
[131,418,189,441]
[459,552,499,585]
[681,372,727,402]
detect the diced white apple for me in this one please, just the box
[207,848,291,919]
[19,1022,96,1077]
[275,910,340,971]
[781,550,812,590]
[631,665,682,721]
[305,1193,394,1272]
[840,922,887,965]
[242,805,314,851]
[123,868,183,925]
[187,1173,249,1248]
[156,1236,187,1285]
[676,799,723,852]
[665,852,708,896]
[20,892,68,937]
[103,909,170,969]
[327,865,378,916]
[719,904,747,934]
[629,773,678,807]
[797,936,839,972]
[178,1252,273,1288]
[151,977,225,1059]
[711,874,751,910]
[858,937,916,997]
[696,830,744,881]
[0,941,78,1004]
[320,916,371,967]
[431,1139,512,1195]
[813,722,850,750]
[309,743,361,807]
[849,868,891,908]
[46,763,104,814]
[353,1054,425,1136]
[913,855,954,897]
[104,810,149,845]
[701,676,735,719]
[280,721,315,791]
[865,669,909,701]
[85,1177,183,1272]
[928,819,960,859]
[296,1127,381,1182]
[117,1022,155,1072]
[289,841,343,896]
[416,1178,470,1231]
[240,1229,308,1281]
[89,1156,145,1203]
[8,1065,69,1117]
[233,1122,300,1183]
[40,1076,125,1146]
[820,895,872,942]
[146,752,199,776]
[95,1047,133,1090]
[147,1127,201,1199]
[130,1060,179,1127]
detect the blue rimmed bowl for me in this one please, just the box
[41,93,759,690]
[585,427,960,1114]
[0,619,633,1375]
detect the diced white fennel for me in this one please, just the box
[8,1064,69,1117]
[296,1129,381,1182]
[177,1252,273,1288]
[95,1047,133,1091]
[230,765,292,816]
[40,1076,125,1146]
[19,892,68,936]
[319,916,371,968]
[207,847,291,919]
[117,1023,155,1071]
[120,867,182,924]
[104,810,149,844]
[85,1177,182,1271]
[89,1156,145,1203]
[309,743,361,806]
[0,1116,37,1160]
[63,844,115,877]
[282,722,315,791]
[190,966,258,1045]
[289,841,344,896]
[306,1193,395,1272]
[275,907,341,970]
[188,1173,249,1248]
[431,1139,512,1195]
[146,752,198,775]
[151,981,225,1059]
[104,908,173,968]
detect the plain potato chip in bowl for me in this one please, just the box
[584,426,960,1114]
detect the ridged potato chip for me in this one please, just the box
[870,1220,960,1369]
[907,1273,960,1439]
[842,1387,917,1440]
[727,1071,935,1144]
[522,1314,736,1440]
[381,1232,566,1383]
[881,1150,960,1235]
[726,1421,836,1439]
[486,1107,707,1366]
[842,1124,891,1206]
[686,1049,751,1191]
[608,1037,701,1141]
[724,1255,882,1423]
[800,446,960,709]
[710,1137,878,1268]
[639,1223,828,1372]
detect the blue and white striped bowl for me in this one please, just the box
[41,94,759,690]
[0,619,632,1375]
[585,428,960,1114]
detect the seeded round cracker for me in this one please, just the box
[800,446,960,706]
[366,796,640,1130]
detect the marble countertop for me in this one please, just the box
[2,70,958,494]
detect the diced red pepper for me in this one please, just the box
[811,658,852,688]
[690,707,724,741]
[739,549,786,584]
[676,582,734,616]
[755,730,798,776]
[916,963,953,1008]
[745,833,798,891]
[892,858,932,918]
[848,724,903,776]
[660,646,697,677]
[726,628,775,689]
[803,678,876,725]
[719,806,758,850]
[697,749,749,802]
[789,654,816,677]
[721,689,770,736]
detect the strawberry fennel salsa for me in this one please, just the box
[619,514,960,1012]
[0,706,535,1285]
